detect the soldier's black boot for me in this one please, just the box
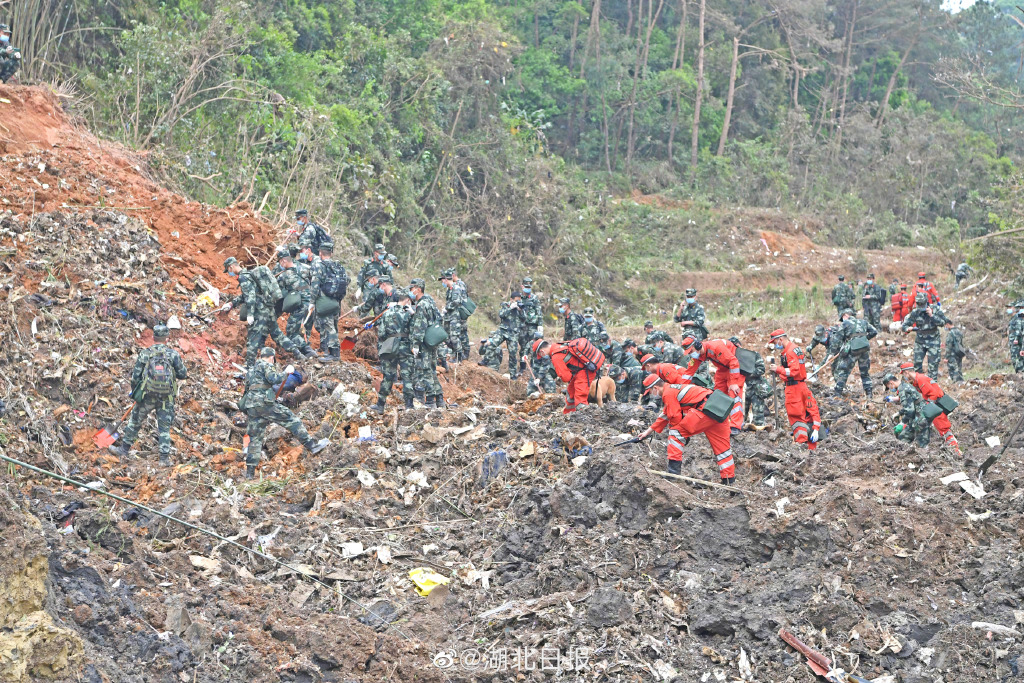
[414,389,426,406]
[328,347,341,362]
[159,453,171,467]
[404,396,415,410]
[305,438,330,454]
[519,360,527,374]
[108,443,131,458]
[302,345,319,360]
[439,357,449,371]
[667,459,682,475]
[369,397,387,414]
[245,464,257,480]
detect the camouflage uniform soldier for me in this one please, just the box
[611,365,646,403]
[581,308,606,346]
[223,256,300,370]
[356,244,387,298]
[294,209,330,254]
[370,289,416,411]
[108,325,188,466]
[673,288,708,341]
[859,273,887,330]
[409,278,446,408]
[830,309,878,397]
[599,332,627,369]
[491,292,524,378]
[519,278,548,391]
[643,321,672,346]
[239,347,329,478]
[731,337,772,428]
[901,293,951,378]
[275,250,318,359]
[1009,301,1024,372]
[831,275,855,316]
[558,297,586,341]
[944,323,967,382]
[882,372,929,447]
[653,338,686,365]
[619,339,642,370]
[0,25,21,84]
[479,336,503,370]
[439,268,467,362]
[954,262,973,289]
[357,267,388,317]
[309,242,350,361]
[453,271,471,360]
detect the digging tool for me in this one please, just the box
[614,434,652,447]
[778,628,869,682]
[340,310,385,351]
[979,410,1024,476]
[807,355,837,380]
[93,403,135,448]
[770,362,780,430]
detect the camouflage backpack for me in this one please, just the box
[319,261,350,300]
[250,265,283,306]
[141,348,175,397]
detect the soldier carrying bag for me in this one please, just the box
[378,335,404,360]
[701,390,735,423]
[458,297,477,320]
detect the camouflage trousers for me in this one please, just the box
[863,302,882,330]
[1013,347,1024,373]
[459,325,470,362]
[834,351,872,396]
[484,328,519,378]
[314,309,340,353]
[0,60,19,83]
[412,348,443,398]
[744,375,774,426]
[480,343,503,371]
[245,402,312,466]
[247,310,299,368]
[284,299,314,349]
[120,395,176,455]
[380,349,415,401]
[444,313,465,360]
[913,335,942,378]
[898,415,931,447]
[946,352,964,382]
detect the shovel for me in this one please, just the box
[94,403,135,448]
[980,410,1024,476]
[341,309,385,351]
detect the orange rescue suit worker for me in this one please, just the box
[899,362,961,456]
[768,329,822,450]
[534,338,605,414]
[637,376,735,483]
[678,336,745,432]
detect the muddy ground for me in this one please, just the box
[2,84,1024,683]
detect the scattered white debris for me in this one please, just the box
[985,436,1001,448]
[356,470,377,488]
[960,480,986,500]
[940,471,968,485]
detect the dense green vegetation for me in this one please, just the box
[10,0,1024,300]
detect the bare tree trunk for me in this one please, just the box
[567,9,581,151]
[689,0,706,185]
[717,36,740,156]
[835,0,858,150]
[875,33,918,127]
[625,0,647,177]
[667,0,687,164]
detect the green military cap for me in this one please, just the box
[840,308,855,318]
[868,273,875,279]
[377,274,393,284]
[598,331,610,342]
[644,320,654,328]
[838,275,846,281]
[386,253,398,265]
[288,244,300,257]
[374,243,386,251]
[728,336,741,347]
[409,278,426,290]
[1014,299,1024,307]
[223,256,238,273]
[914,293,927,303]
[394,287,410,300]
[365,265,380,279]
[276,249,291,261]
[685,288,697,296]
[522,276,533,285]
[510,290,522,299]
[0,24,10,32]
[319,241,335,253]
[153,324,169,339]
[295,208,308,217]
[260,346,276,358]
[558,296,570,304]
[438,268,454,280]
[622,338,636,348]
[583,307,595,315]
[607,364,622,377]
[814,324,825,335]
[881,372,897,385]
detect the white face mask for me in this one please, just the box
[558,306,566,314]
[584,315,593,322]
[866,280,873,285]
[686,298,695,304]
[689,351,700,359]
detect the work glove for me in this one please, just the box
[411,347,420,357]
[509,301,518,309]
[284,365,295,375]
[246,315,255,325]
[354,289,362,301]
[585,362,597,372]
[219,302,233,313]
[363,322,374,330]
[536,325,544,336]
[810,429,819,443]
[883,395,897,403]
